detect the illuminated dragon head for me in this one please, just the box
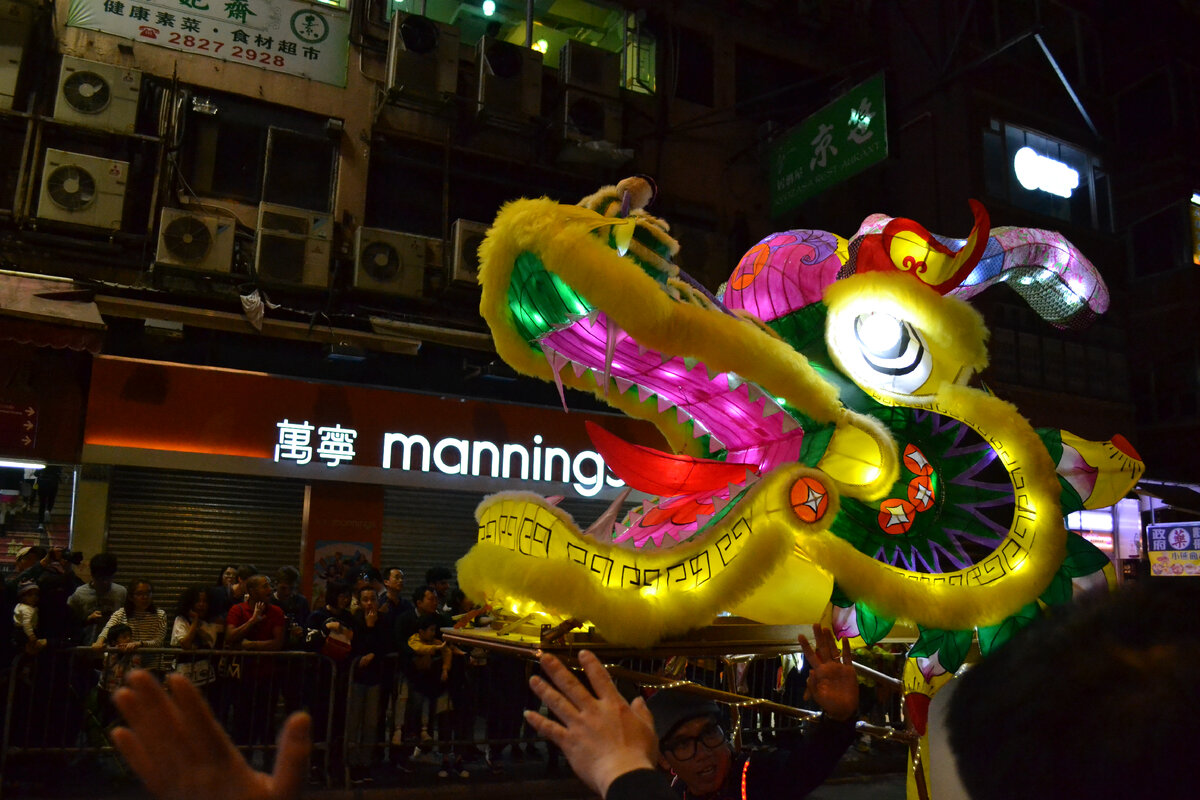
[459,177,1143,655]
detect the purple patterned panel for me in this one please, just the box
[722,230,844,321]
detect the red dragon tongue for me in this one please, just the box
[585,421,758,496]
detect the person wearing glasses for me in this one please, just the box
[639,625,857,800]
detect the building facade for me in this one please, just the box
[2,0,1196,591]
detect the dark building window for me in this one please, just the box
[673,27,713,107]
[181,91,336,212]
[734,46,827,122]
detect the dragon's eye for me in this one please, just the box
[849,312,932,393]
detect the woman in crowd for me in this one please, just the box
[94,579,168,676]
[304,581,355,781]
[170,585,223,701]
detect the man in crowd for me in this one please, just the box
[378,567,414,618]
[67,552,126,645]
[225,574,285,757]
[641,630,856,799]
[424,567,453,614]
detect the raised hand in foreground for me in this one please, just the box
[797,622,859,722]
[524,649,659,798]
[111,670,311,800]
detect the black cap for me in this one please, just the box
[645,689,721,742]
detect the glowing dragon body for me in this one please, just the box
[459,179,1142,662]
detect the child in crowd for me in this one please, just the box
[12,580,47,654]
[98,623,141,726]
[406,615,463,778]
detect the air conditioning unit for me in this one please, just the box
[386,12,459,105]
[561,41,620,99]
[561,89,622,144]
[477,37,542,123]
[254,202,332,290]
[451,219,488,286]
[156,207,236,273]
[37,148,127,230]
[0,0,34,111]
[353,227,441,298]
[54,56,142,134]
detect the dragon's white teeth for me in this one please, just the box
[682,356,699,372]
[760,400,782,418]
[614,377,634,395]
[693,513,713,529]
[636,383,654,403]
[706,364,724,381]
[675,405,690,425]
[591,368,607,388]
[544,347,570,412]
[706,433,726,455]
[726,373,744,391]
[746,384,764,402]
[570,360,588,378]
[779,414,800,432]
[656,394,673,414]
[710,492,733,514]
[692,418,711,438]
[637,342,650,357]
[660,352,674,365]
[586,309,602,325]
[612,522,630,540]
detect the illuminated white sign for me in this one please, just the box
[275,419,358,468]
[1014,146,1079,198]
[273,419,622,497]
[382,431,622,498]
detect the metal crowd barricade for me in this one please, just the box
[1,647,337,796]
[3,632,911,793]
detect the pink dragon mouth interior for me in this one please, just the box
[538,311,805,549]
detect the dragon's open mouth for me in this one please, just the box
[537,310,807,548]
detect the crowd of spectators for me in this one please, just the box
[1,548,553,786]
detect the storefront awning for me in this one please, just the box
[0,274,106,353]
[1137,482,1200,516]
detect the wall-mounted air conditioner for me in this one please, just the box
[353,227,440,298]
[477,37,542,123]
[451,218,488,286]
[561,90,622,144]
[54,56,141,134]
[0,0,34,111]
[36,148,127,230]
[561,41,621,99]
[254,202,332,289]
[386,12,460,105]
[156,207,236,273]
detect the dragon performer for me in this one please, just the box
[457,176,1143,794]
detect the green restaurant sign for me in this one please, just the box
[769,73,888,217]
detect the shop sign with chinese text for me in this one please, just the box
[769,73,888,217]
[66,0,349,87]
[1146,521,1200,577]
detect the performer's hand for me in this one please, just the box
[112,670,311,800]
[525,650,657,798]
[798,624,859,722]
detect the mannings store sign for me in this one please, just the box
[273,419,624,498]
[66,0,349,87]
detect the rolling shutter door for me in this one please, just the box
[106,466,305,610]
